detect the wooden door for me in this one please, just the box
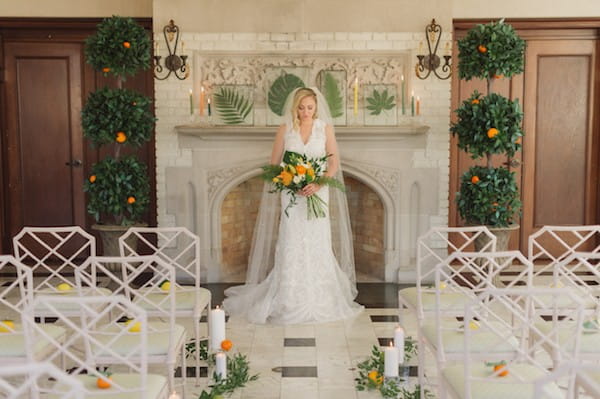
[520,38,599,253]
[3,42,86,240]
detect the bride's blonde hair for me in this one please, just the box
[290,88,318,131]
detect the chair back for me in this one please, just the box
[0,362,84,399]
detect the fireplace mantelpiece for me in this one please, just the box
[166,123,439,283]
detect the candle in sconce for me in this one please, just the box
[209,305,225,350]
[199,86,205,116]
[411,90,415,117]
[418,41,424,54]
[215,352,227,379]
[401,75,405,115]
[181,40,185,54]
[189,89,193,115]
[445,42,451,56]
[416,96,420,116]
[353,77,358,116]
[384,343,399,378]
[207,97,212,117]
[394,326,405,364]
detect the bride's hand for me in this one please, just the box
[301,183,320,196]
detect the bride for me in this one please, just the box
[223,87,363,324]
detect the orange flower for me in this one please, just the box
[478,45,487,53]
[280,171,293,186]
[102,67,111,73]
[123,41,131,48]
[471,176,480,184]
[471,99,480,105]
[127,196,136,204]
[116,131,127,143]
[221,339,233,351]
[368,370,383,385]
[295,165,306,175]
[89,175,96,183]
[487,128,499,139]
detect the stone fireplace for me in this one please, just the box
[165,124,439,282]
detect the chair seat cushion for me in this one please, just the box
[0,323,66,358]
[442,363,563,399]
[50,372,167,399]
[398,287,472,313]
[35,287,112,313]
[534,321,600,353]
[94,322,186,357]
[135,287,211,314]
[422,321,520,354]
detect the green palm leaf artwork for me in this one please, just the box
[322,72,344,118]
[366,88,395,115]
[268,72,305,116]
[213,86,253,125]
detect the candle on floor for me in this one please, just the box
[210,306,226,351]
[401,75,405,115]
[416,96,420,116]
[189,89,193,115]
[207,97,212,117]
[394,326,405,364]
[353,77,358,116]
[384,342,399,377]
[215,352,227,379]
[411,90,415,117]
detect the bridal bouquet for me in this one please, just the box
[261,151,345,219]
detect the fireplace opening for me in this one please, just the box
[220,175,385,282]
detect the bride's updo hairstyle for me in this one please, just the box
[290,87,318,131]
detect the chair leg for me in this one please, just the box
[417,327,427,399]
[194,314,201,387]
[181,341,187,398]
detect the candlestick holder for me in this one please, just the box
[154,20,188,80]
[415,19,451,80]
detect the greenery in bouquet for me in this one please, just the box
[452,19,525,227]
[82,16,156,226]
[261,150,345,219]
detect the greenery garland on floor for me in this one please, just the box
[185,339,259,399]
[355,338,433,399]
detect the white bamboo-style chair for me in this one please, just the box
[75,255,187,396]
[0,255,66,366]
[0,362,84,399]
[398,226,497,325]
[528,252,600,367]
[12,226,110,320]
[574,363,600,399]
[439,288,585,399]
[23,295,168,398]
[118,227,211,383]
[418,251,533,397]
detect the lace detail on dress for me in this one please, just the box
[223,119,363,324]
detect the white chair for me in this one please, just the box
[12,226,109,320]
[22,295,168,398]
[0,255,66,366]
[418,251,533,397]
[0,362,84,399]
[439,287,585,399]
[118,226,211,383]
[75,255,187,396]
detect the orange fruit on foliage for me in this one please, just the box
[96,376,112,389]
[295,165,306,175]
[367,370,383,385]
[102,67,111,73]
[221,339,233,351]
[471,99,480,105]
[123,41,131,48]
[487,128,499,139]
[478,45,487,53]
[471,176,480,184]
[494,74,503,79]
[494,364,508,377]
[89,175,96,183]
[515,137,522,144]
[127,196,136,204]
[116,131,127,143]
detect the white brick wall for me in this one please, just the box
[154,31,453,230]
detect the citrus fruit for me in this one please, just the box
[57,282,72,291]
[471,176,480,184]
[478,45,487,53]
[494,364,508,377]
[123,41,131,48]
[127,196,136,204]
[126,320,142,333]
[487,128,499,139]
[0,320,15,333]
[221,339,233,351]
[160,280,171,292]
[96,376,112,389]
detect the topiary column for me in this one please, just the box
[81,16,156,227]
[451,19,526,229]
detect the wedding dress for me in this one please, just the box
[223,118,364,324]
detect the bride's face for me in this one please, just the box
[297,96,317,122]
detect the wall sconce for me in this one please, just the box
[154,19,188,80]
[415,19,451,80]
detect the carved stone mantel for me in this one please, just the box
[166,123,439,283]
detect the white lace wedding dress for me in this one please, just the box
[223,119,364,324]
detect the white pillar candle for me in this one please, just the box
[210,306,226,351]
[394,326,405,364]
[384,343,399,378]
[215,352,227,379]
